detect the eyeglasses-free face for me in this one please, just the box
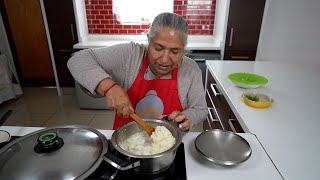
[147,27,185,77]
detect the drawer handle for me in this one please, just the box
[206,91,222,125]
[228,119,237,133]
[231,56,249,59]
[208,107,225,130]
[210,84,222,96]
[60,49,77,53]
[228,27,234,47]
[206,117,213,129]
[70,23,75,41]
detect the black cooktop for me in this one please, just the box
[87,142,187,180]
[0,136,187,180]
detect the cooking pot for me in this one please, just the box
[0,119,181,179]
[105,119,182,173]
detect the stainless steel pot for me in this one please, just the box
[0,119,181,179]
[104,119,182,173]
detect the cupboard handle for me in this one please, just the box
[208,107,225,130]
[228,27,234,47]
[206,117,213,129]
[228,119,237,133]
[231,56,250,60]
[206,90,226,130]
[210,84,222,96]
[60,49,77,53]
[70,24,75,41]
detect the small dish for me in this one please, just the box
[242,93,274,108]
[228,72,268,89]
[0,130,11,143]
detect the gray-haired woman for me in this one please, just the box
[67,12,208,131]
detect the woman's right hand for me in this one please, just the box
[105,85,134,118]
[96,78,134,118]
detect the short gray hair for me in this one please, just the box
[147,12,189,46]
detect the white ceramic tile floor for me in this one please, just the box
[0,87,203,132]
[0,87,115,130]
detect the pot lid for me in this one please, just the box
[0,125,108,180]
[195,129,252,165]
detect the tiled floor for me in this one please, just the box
[0,87,115,129]
[0,87,203,131]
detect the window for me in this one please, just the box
[113,0,173,25]
[85,0,216,35]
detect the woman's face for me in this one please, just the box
[147,27,185,77]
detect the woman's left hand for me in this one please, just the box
[164,111,191,131]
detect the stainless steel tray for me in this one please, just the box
[195,129,252,165]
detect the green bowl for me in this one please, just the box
[227,72,268,88]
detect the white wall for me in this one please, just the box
[73,0,88,42]
[213,0,230,59]
[213,0,229,42]
[256,0,320,68]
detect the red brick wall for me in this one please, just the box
[85,0,216,35]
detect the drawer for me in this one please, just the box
[205,70,244,132]
[203,108,223,131]
[206,72,231,130]
[227,111,244,133]
[228,119,244,133]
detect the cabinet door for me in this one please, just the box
[43,0,78,87]
[1,0,55,86]
[224,0,266,60]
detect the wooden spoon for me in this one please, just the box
[130,113,155,136]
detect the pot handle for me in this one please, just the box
[103,151,140,170]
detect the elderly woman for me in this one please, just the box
[67,12,207,131]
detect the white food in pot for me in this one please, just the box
[119,126,176,155]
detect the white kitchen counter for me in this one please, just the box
[0,126,281,179]
[73,40,221,50]
[206,60,320,180]
[183,132,281,179]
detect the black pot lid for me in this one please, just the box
[0,125,108,180]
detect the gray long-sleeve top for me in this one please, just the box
[67,42,208,129]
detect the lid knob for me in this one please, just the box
[34,132,64,153]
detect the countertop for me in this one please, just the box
[206,60,320,180]
[0,126,281,180]
[73,40,221,50]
